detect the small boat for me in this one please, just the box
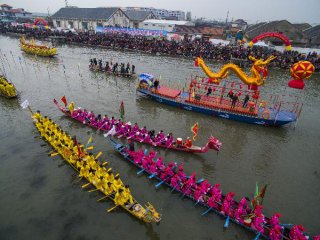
[32,112,161,224]
[53,98,222,153]
[89,65,137,79]
[0,75,17,98]
[136,57,299,127]
[20,36,57,57]
[108,138,313,240]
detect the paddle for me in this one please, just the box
[201,207,212,216]
[155,174,173,188]
[88,188,99,193]
[224,216,230,228]
[137,169,145,175]
[102,162,108,166]
[82,183,91,189]
[254,232,261,240]
[86,146,94,150]
[95,151,103,159]
[181,178,205,199]
[148,172,157,179]
[50,152,59,157]
[107,205,119,213]
[97,192,114,202]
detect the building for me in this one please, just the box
[123,9,155,28]
[186,12,192,21]
[231,19,248,30]
[51,7,131,31]
[123,7,185,21]
[141,19,194,32]
[0,4,32,22]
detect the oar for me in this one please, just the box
[88,188,99,193]
[86,146,94,150]
[148,172,157,179]
[50,152,59,157]
[95,151,103,159]
[102,162,108,166]
[107,205,119,213]
[253,232,261,240]
[224,216,230,228]
[155,174,173,188]
[97,192,115,202]
[137,168,145,175]
[201,207,212,216]
[194,200,201,206]
[82,183,91,189]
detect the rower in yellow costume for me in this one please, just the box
[123,185,134,204]
[68,102,75,114]
[112,174,124,192]
[103,181,114,195]
[114,188,126,205]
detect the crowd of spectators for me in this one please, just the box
[1,24,319,71]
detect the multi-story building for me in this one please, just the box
[0,4,32,22]
[123,7,185,21]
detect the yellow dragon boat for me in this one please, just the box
[20,36,57,57]
[0,75,17,98]
[32,111,161,223]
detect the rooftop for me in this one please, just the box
[123,10,152,21]
[52,7,120,20]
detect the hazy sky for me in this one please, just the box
[4,0,320,24]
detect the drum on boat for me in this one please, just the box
[244,218,252,226]
[176,138,183,145]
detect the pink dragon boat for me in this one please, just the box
[54,98,222,153]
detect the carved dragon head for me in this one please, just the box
[249,55,277,67]
[207,136,222,151]
[145,202,161,223]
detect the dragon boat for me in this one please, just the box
[0,75,17,98]
[32,112,161,224]
[108,138,314,240]
[137,57,301,127]
[53,98,222,153]
[20,36,57,57]
[89,65,137,79]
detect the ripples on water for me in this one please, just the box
[0,36,319,240]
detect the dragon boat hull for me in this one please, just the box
[32,114,161,224]
[89,66,137,79]
[109,138,304,240]
[54,99,221,153]
[137,88,296,127]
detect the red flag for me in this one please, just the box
[61,95,67,107]
[191,122,199,141]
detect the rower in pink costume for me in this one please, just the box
[160,162,175,181]
[170,174,181,190]
[199,180,211,194]
[140,126,147,135]
[131,149,144,165]
[177,165,186,182]
[289,225,307,240]
[268,213,283,240]
[132,123,139,132]
[155,130,165,144]
[193,185,205,202]
[181,173,196,195]
[221,192,235,217]
[142,133,152,144]
[156,157,165,171]
[251,205,265,234]
[165,133,174,147]
[234,198,249,224]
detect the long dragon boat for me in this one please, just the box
[0,75,17,98]
[89,65,137,79]
[20,36,57,57]
[108,138,314,240]
[54,98,222,153]
[32,111,161,224]
[136,56,301,127]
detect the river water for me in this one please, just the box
[0,35,319,240]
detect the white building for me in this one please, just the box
[140,19,194,32]
[51,7,130,31]
[0,4,32,21]
[123,7,185,21]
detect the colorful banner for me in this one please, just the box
[96,27,167,37]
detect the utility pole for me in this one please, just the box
[226,10,229,24]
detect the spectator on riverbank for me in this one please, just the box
[1,25,319,71]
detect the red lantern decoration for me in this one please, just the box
[213,87,216,92]
[239,84,242,89]
[288,61,315,89]
[248,84,258,90]
[190,83,194,88]
[231,82,235,88]
[194,58,199,67]
[204,86,208,90]
[238,92,242,96]
[201,78,204,83]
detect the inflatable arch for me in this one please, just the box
[33,18,48,29]
[248,32,291,50]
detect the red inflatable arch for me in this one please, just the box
[248,32,292,50]
[34,17,48,27]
